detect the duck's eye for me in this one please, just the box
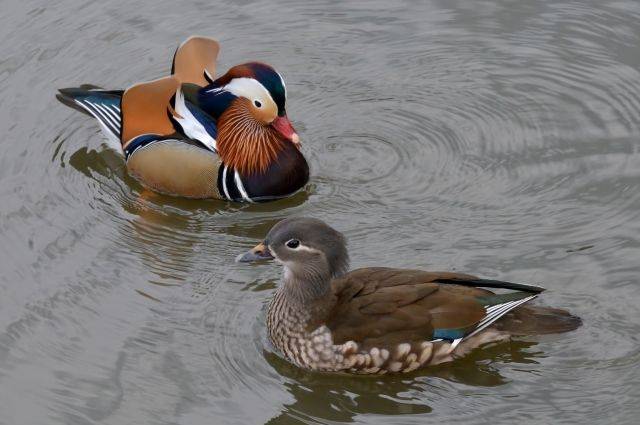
[286,239,300,249]
[254,100,262,108]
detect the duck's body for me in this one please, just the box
[239,218,582,374]
[57,37,308,202]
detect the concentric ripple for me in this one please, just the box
[1,0,640,424]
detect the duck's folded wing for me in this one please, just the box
[121,76,180,145]
[171,36,219,86]
[120,76,224,198]
[326,267,540,348]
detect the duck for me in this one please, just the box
[56,36,309,202]
[237,217,582,374]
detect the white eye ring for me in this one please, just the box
[254,99,262,108]
[286,239,300,249]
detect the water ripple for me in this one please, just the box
[2,0,640,424]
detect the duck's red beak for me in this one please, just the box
[271,115,300,147]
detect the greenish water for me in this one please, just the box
[1,0,640,424]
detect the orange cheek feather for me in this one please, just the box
[217,98,285,176]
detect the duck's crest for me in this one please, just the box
[171,36,220,87]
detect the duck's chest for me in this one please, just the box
[267,293,342,370]
[266,293,309,348]
[123,134,308,201]
[233,143,309,202]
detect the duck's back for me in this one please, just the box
[326,267,580,349]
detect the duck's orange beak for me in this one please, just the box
[271,115,300,147]
[236,242,274,263]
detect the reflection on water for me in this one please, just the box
[1,0,640,424]
[264,339,542,423]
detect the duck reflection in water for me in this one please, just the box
[264,338,540,423]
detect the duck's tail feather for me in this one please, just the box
[496,305,582,335]
[56,86,124,152]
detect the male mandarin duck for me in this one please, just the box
[56,37,309,202]
[238,218,582,374]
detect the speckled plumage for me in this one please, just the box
[241,218,582,374]
[266,268,521,374]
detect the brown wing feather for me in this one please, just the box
[326,267,492,349]
[121,76,180,145]
[172,36,220,86]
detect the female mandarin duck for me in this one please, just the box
[238,218,582,374]
[56,37,308,202]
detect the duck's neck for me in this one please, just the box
[216,100,285,176]
[269,266,327,317]
[267,269,332,347]
[282,266,332,305]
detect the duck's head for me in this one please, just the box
[238,218,349,298]
[200,62,301,175]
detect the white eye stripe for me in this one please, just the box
[221,77,274,105]
[291,244,320,254]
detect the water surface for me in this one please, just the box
[1,0,640,424]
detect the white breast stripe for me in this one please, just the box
[173,88,217,152]
[234,171,254,203]
[221,166,231,200]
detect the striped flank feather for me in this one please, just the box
[57,87,123,152]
